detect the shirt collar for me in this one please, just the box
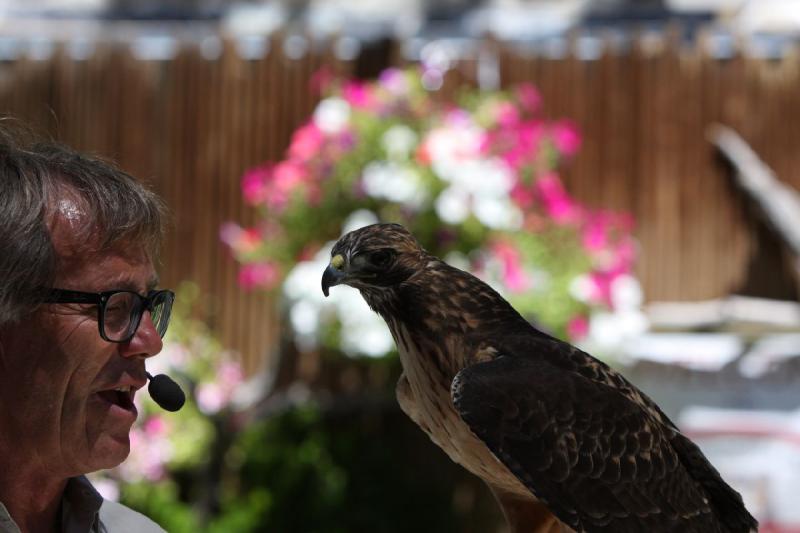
[61,476,104,532]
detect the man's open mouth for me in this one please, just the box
[96,386,136,411]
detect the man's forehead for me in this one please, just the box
[52,223,158,292]
[56,251,159,293]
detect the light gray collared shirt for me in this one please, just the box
[0,476,165,533]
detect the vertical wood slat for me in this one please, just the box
[1,32,799,373]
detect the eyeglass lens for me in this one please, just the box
[103,291,172,342]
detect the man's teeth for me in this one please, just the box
[114,386,132,393]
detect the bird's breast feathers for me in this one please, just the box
[391,322,533,497]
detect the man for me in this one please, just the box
[0,123,172,532]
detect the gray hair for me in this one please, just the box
[0,122,167,326]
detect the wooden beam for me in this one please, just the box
[708,124,800,264]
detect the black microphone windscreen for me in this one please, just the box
[147,373,186,412]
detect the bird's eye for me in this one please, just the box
[369,250,393,267]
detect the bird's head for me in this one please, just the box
[321,223,427,297]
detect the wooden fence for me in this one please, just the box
[1,29,799,373]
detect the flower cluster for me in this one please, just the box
[223,67,646,355]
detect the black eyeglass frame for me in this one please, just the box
[43,288,175,343]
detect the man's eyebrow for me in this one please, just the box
[98,274,160,293]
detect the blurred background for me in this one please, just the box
[5,0,800,531]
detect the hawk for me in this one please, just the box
[321,223,757,533]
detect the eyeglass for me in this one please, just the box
[43,288,175,343]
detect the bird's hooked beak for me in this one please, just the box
[322,254,346,297]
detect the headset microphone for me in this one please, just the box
[146,372,186,412]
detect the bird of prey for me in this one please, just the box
[321,223,757,533]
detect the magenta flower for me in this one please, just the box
[589,271,615,308]
[582,214,610,252]
[552,120,582,156]
[567,315,589,340]
[490,120,544,170]
[241,164,271,205]
[342,81,375,110]
[536,172,581,224]
[582,212,637,276]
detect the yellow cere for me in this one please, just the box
[331,254,345,270]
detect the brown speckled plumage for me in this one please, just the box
[323,223,758,533]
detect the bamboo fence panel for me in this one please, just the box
[0,32,799,372]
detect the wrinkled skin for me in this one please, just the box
[0,204,164,531]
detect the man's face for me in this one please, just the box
[0,210,164,478]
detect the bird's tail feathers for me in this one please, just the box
[671,432,758,533]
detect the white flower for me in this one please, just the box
[611,274,643,311]
[426,125,484,180]
[444,251,471,271]
[313,97,350,134]
[290,299,320,336]
[381,125,418,160]
[473,195,522,229]
[343,209,380,233]
[435,186,470,224]
[569,274,595,303]
[362,161,428,208]
[283,238,394,358]
[335,289,395,357]
[587,310,649,351]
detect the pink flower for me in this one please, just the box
[220,223,262,255]
[589,271,615,308]
[238,261,279,290]
[492,121,543,169]
[552,120,582,156]
[567,315,589,340]
[310,66,334,95]
[582,212,637,274]
[196,382,225,415]
[493,241,529,293]
[195,360,244,415]
[289,123,324,160]
[264,160,307,211]
[218,360,244,390]
[518,121,544,150]
[444,108,471,129]
[582,214,609,252]
[536,172,581,224]
[143,416,168,437]
[510,183,536,209]
[273,160,305,189]
[241,164,271,205]
[495,101,520,128]
[516,83,542,113]
[378,68,408,95]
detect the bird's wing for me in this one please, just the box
[451,354,724,533]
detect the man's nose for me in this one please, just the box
[119,311,163,358]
